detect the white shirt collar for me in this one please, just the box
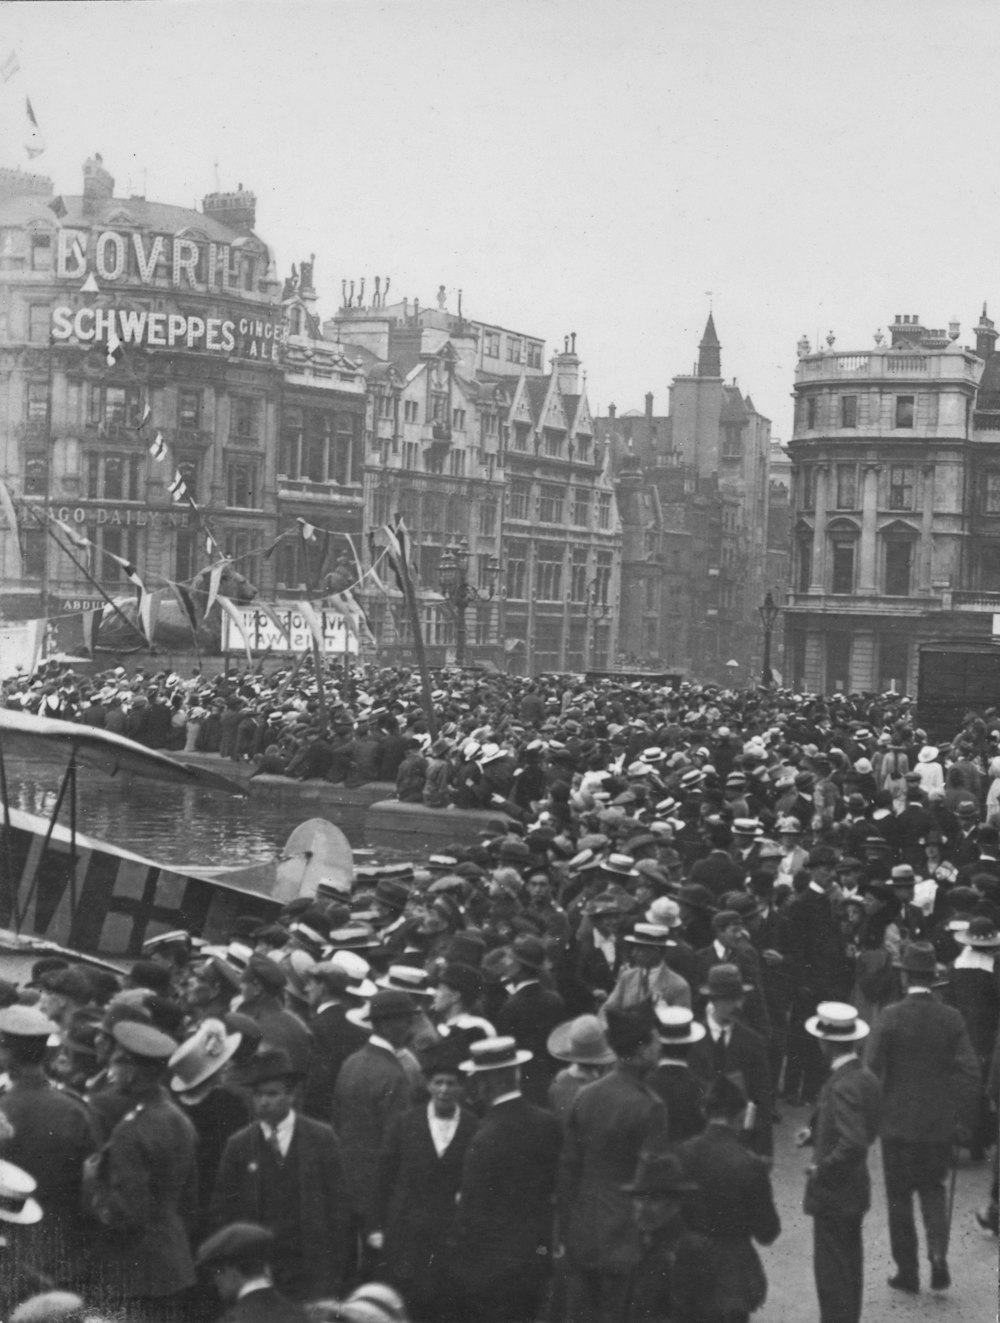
[237,1278,273,1300]
[369,1033,395,1053]
[491,1089,522,1106]
[830,1051,857,1072]
[261,1109,295,1156]
[426,1101,460,1156]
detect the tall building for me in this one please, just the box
[326,293,621,673]
[0,156,288,622]
[598,314,773,680]
[784,315,984,693]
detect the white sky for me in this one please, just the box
[2,0,998,437]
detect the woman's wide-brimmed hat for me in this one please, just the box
[917,745,939,764]
[547,1014,616,1065]
[954,916,1000,949]
[169,1018,242,1097]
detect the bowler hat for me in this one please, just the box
[244,954,287,992]
[699,963,752,999]
[438,962,482,1002]
[678,884,717,913]
[511,934,548,971]
[375,878,410,910]
[547,1014,616,1065]
[895,941,942,975]
[621,1151,699,1196]
[242,1048,303,1087]
[365,989,418,1024]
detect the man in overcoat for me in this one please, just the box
[210,1048,351,1301]
[799,1002,881,1323]
[196,1222,308,1323]
[450,1036,562,1323]
[559,1001,668,1323]
[495,934,565,1105]
[675,1075,781,1323]
[864,940,981,1293]
[375,1041,478,1323]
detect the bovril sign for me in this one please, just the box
[56,228,249,293]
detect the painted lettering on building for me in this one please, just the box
[56,228,246,294]
[50,306,287,361]
[54,507,190,529]
[222,605,359,655]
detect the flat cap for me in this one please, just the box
[196,1222,275,1270]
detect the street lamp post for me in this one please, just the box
[758,590,780,687]
[438,536,499,667]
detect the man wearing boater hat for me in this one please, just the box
[450,1036,561,1323]
[865,941,980,1294]
[798,1002,881,1323]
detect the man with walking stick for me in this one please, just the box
[864,942,980,1294]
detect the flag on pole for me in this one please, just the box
[105,326,124,367]
[47,195,67,219]
[0,479,22,577]
[139,588,162,643]
[296,518,317,542]
[105,551,144,593]
[205,560,227,616]
[24,97,44,159]
[381,519,412,592]
[135,401,151,430]
[52,518,91,551]
[169,580,200,638]
[169,470,188,504]
[0,51,19,83]
[149,431,167,462]
[216,595,253,666]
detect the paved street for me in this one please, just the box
[763,1103,997,1322]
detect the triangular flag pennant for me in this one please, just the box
[297,518,317,542]
[206,560,227,615]
[48,195,67,220]
[149,431,167,462]
[24,97,44,159]
[204,531,215,556]
[105,550,144,592]
[0,51,19,84]
[135,402,151,430]
[139,588,162,643]
[105,327,124,368]
[53,518,91,551]
[297,599,327,654]
[169,471,188,504]
[170,580,200,638]
[216,595,253,667]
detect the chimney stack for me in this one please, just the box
[82,153,114,214]
[645,391,654,420]
[202,184,257,234]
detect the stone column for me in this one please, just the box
[918,464,934,593]
[857,464,881,594]
[850,630,876,691]
[808,465,829,593]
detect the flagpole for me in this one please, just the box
[30,509,145,644]
[395,542,438,740]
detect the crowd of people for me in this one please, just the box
[0,660,998,1322]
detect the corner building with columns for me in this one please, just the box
[0,155,287,622]
[785,314,987,693]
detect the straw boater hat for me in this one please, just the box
[547,1015,616,1066]
[804,1001,869,1042]
[375,965,435,998]
[459,1035,532,1074]
[0,1160,43,1224]
[169,1018,242,1099]
[654,1005,706,1045]
[624,922,676,948]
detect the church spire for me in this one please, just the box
[697,312,721,377]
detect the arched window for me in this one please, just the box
[827,517,860,596]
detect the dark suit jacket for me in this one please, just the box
[688,1020,773,1157]
[332,1041,412,1231]
[676,1124,780,1316]
[376,1103,478,1287]
[496,979,566,1105]
[243,998,314,1077]
[302,1002,368,1118]
[864,990,982,1143]
[451,1095,561,1296]
[220,1286,309,1322]
[803,1057,881,1221]
[559,1065,668,1271]
[210,1114,350,1299]
[688,850,746,900]
[780,885,848,1002]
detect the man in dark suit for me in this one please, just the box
[688,824,746,899]
[237,956,313,1078]
[210,1049,351,1301]
[559,1002,668,1323]
[300,957,369,1118]
[196,1222,308,1322]
[865,941,981,1293]
[375,1040,478,1323]
[451,1036,562,1323]
[798,1002,882,1323]
[676,1075,781,1322]
[495,934,565,1105]
[688,964,773,1158]
[780,845,848,1104]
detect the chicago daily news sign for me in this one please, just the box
[49,226,288,361]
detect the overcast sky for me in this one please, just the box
[3,1,998,437]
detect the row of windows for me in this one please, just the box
[504,543,613,602]
[796,536,915,597]
[482,332,543,368]
[23,382,255,439]
[279,408,358,485]
[508,482,612,527]
[800,463,918,512]
[802,393,916,430]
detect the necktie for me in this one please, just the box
[713,1027,728,1075]
[265,1125,283,1165]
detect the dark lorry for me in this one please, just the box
[917,640,1000,740]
